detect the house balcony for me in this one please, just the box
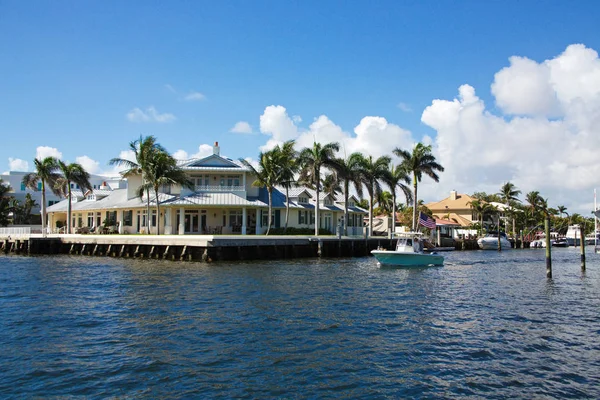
[194,185,246,192]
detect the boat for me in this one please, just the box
[477,232,512,250]
[371,232,444,267]
[566,225,582,246]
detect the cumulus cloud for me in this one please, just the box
[8,157,29,171]
[36,146,62,161]
[230,121,253,134]
[75,155,101,174]
[259,105,300,150]
[172,144,214,161]
[126,106,176,123]
[421,44,600,213]
[184,91,206,101]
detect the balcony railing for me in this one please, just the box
[194,185,246,192]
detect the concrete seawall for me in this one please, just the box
[1,234,403,262]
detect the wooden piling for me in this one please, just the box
[580,225,586,271]
[545,216,552,278]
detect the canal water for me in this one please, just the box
[1,249,599,398]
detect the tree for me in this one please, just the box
[0,179,13,227]
[109,135,166,234]
[55,161,93,234]
[498,181,521,238]
[330,152,364,236]
[355,154,391,237]
[394,143,444,231]
[240,149,280,235]
[382,162,412,237]
[322,172,342,198]
[22,157,61,234]
[138,150,194,235]
[271,140,298,232]
[468,199,495,236]
[298,141,340,236]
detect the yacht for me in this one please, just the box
[477,232,512,250]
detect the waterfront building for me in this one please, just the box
[425,190,477,227]
[45,143,367,236]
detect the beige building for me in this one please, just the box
[425,190,477,227]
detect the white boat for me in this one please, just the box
[477,232,512,250]
[371,232,444,267]
[566,225,583,246]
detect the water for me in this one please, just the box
[1,249,599,398]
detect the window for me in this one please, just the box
[37,182,42,190]
[70,183,74,189]
[348,200,354,207]
[123,210,133,226]
[105,211,117,226]
[220,178,225,186]
[229,210,242,227]
[261,210,274,227]
[86,194,96,201]
[299,196,308,204]
[324,197,332,205]
[299,210,306,224]
[227,176,240,187]
[204,175,210,186]
[151,210,157,227]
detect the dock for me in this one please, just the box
[0,234,401,262]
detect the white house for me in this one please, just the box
[46,142,367,236]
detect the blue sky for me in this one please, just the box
[3,1,600,211]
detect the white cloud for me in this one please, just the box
[173,144,214,161]
[230,121,253,134]
[420,44,600,213]
[126,106,176,123]
[108,150,137,174]
[397,102,413,112]
[75,155,101,174]
[184,91,206,101]
[36,146,62,161]
[8,157,29,171]
[259,105,299,150]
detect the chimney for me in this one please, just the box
[450,190,457,201]
[213,141,220,156]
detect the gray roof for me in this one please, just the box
[47,189,176,212]
[164,192,266,207]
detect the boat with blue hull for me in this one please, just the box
[371,232,444,267]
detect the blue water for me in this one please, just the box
[1,249,599,398]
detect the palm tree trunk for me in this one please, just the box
[155,188,160,236]
[41,179,47,235]
[344,181,349,236]
[315,168,320,236]
[146,188,151,234]
[267,189,272,235]
[284,186,290,232]
[412,176,418,231]
[391,193,396,239]
[369,183,374,238]
[67,186,72,234]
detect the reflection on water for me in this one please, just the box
[1,249,599,398]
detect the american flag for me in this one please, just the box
[418,212,436,229]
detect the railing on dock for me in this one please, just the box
[0,227,32,237]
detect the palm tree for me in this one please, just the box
[322,172,342,198]
[298,141,340,236]
[468,199,495,236]
[557,205,568,218]
[22,156,61,234]
[355,154,391,237]
[0,179,13,227]
[376,191,394,215]
[138,150,194,235]
[109,135,166,234]
[498,181,521,238]
[394,143,444,231]
[381,162,412,238]
[240,149,280,235]
[330,153,364,236]
[271,140,297,232]
[55,161,93,234]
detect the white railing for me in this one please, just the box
[194,185,246,192]
[0,227,32,237]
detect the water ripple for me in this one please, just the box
[0,249,599,398]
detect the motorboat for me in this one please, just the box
[477,232,512,250]
[371,232,444,267]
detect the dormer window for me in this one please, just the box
[85,194,96,201]
[349,200,355,207]
[299,196,308,204]
[324,198,333,206]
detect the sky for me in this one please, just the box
[2,1,600,214]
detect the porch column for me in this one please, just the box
[196,210,201,233]
[242,207,247,235]
[165,208,172,234]
[256,209,262,234]
[118,210,124,234]
[178,207,185,235]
